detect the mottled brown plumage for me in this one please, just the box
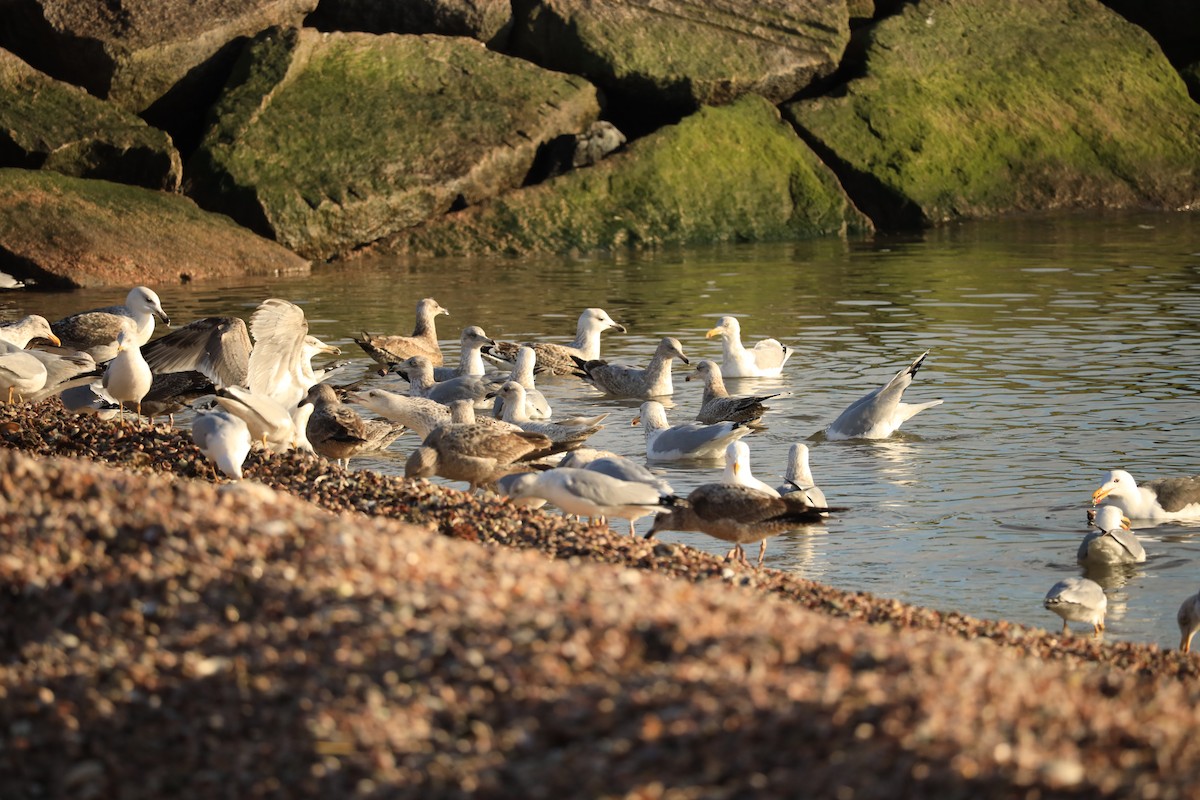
[355,298,449,367]
[405,423,552,490]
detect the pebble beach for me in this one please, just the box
[2,400,1200,798]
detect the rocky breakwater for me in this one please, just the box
[0,0,1195,285]
[3,400,1200,796]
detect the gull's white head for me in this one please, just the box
[1092,469,1136,506]
[706,316,740,340]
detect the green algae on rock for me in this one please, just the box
[0,169,309,288]
[782,0,1200,228]
[0,50,182,192]
[188,27,601,261]
[380,95,872,258]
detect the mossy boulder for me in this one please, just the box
[507,0,850,114]
[306,0,513,46]
[187,28,601,261]
[782,0,1200,228]
[379,95,871,258]
[0,169,309,288]
[0,49,182,192]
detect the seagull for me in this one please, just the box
[705,315,791,378]
[354,297,449,368]
[1177,589,1200,653]
[0,341,99,403]
[404,422,553,491]
[490,346,551,420]
[776,443,828,509]
[1091,469,1200,521]
[394,354,497,408]
[722,440,780,497]
[573,336,689,399]
[633,400,753,462]
[214,385,311,454]
[191,410,253,480]
[52,286,170,361]
[140,316,252,389]
[824,351,943,440]
[687,359,779,425]
[646,483,833,566]
[492,381,605,452]
[246,299,341,409]
[137,370,216,424]
[431,326,496,381]
[558,448,673,495]
[348,387,451,439]
[484,307,627,376]
[1043,577,1107,637]
[0,350,48,403]
[0,315,60,349]
[303,383,371,469]
[498,468,679,536]
[102,330,153,422]
[1077,506,1146,565]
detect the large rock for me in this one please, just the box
[782,0,1200,229]
[507,0,850,114]
[188,28,601,261]
[0,49,182,192]
[379,95,871,258]
[0,169,309,288]
[306,0,512,46]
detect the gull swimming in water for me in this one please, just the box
[1177,589,1200,653]
[777,442,828,509]
[246,298,341,409]
[395,354,497,408]
[646,483,833,566]
[0,315,60,349]
[140,316,252,389]
[354,297,449,368]
[492,381,605,452]
[191,410,253,480]
[485,307,627,376]
[824,351,943,440]
[1091,469,1200,522]
[1043,577,1107,637]
[722,440,780,497]
[52,286,170,362]
[102,330,153,422]
[633,400,753,462]
[491,346,551,420]
[705,315,791,378]
[499,468,679,536]
[1078,506,1146,565]
[573,336,689,399]
[687,359,780,425]
[431,326,497,381]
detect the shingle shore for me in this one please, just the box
[1,400,1198,798]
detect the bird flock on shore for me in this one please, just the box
[3,286,1200,647]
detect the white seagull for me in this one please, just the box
[705,315,791,378]
[192,410,253,480]
[633,400,753,462]
[824,351,942,440]
[498,468,678,536]
[1043,577,1107,637]
[102,330,153,422]
[1092,469,1200,522]
[1077,506,1145,565]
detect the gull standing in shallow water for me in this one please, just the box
[705,315,791,378]
[485,307,627,376]
[1043,577,1107,637]
[404,422,553,491]
[1091,469,1200,522]
[354,297,449,368]
[1177,589,1200,653]
[52,286,170,362]
[1078,506,1145,566]
[191,410,253,480]
[498,468,679,536]
[633,400,753,462]
[646,483,834,566]
[824,351,942,440]
[573,336,689,399]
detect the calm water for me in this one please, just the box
[5,211,1199,649]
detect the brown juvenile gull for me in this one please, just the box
[633,400,753,462]
[1091,469,1200,522]
[0,315,60,349]
[52,286,170,362]
[404,422,552,491]
[686,359,781,425]
[484,307,626,376]
[824,351,942,440]
[138,370,216,424]
[1177,589,1200,653]
[140,316,251,389]
[646,483,834,567]
[705,315,791,378]
[348,387,451,439]
[1043,577,1107,637]
[303,383,371,469]
[354,297,449,368]
[573,336,689,399]
[776,442,828,509]
[1077,505,1146,566]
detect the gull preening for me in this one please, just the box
[633,400,753,462]
[777,443,828,509]
[573,336,689,399]
[486,307,627,376]
[1092,469,1200,522]
[705,315,791,378]
[140,316,252,389]
[0,315,59,349]
[191,410,253,480]
[1078,506,1145,565]
[354,297,449,368]
[52,286,170,362]
[1178,589,1200,653]
[824,351,942,440]
[1043,577,1107,637]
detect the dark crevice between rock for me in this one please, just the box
[0,251,76,290]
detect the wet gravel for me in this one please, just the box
[2,400,1200,798]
